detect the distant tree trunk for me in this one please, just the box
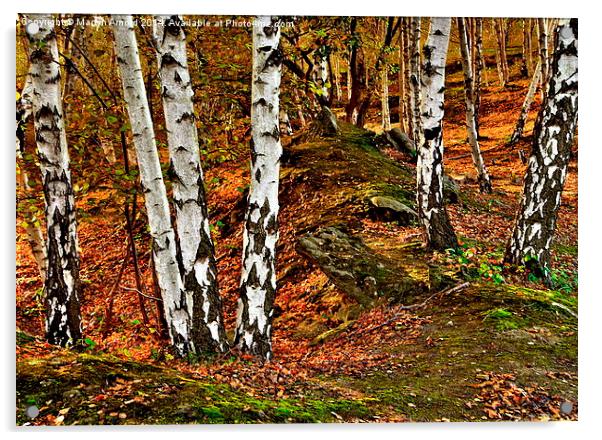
[26,14,82,347]
[153,15,228,354]
[333,56,342,103]
[474,18,484,136]
[16,75,48,282]
[509,60,542,145]
[505,19,578,284]
[492,18,509,87]
[345,19,370,127]
[346,51,352,102]
[522,19,533,77]
[293,89,306,127]
[113,14,193,357]
[403,18,413,136]
[398,25,409,134]
[417,17,458,251]
[537,18,549,86]
[279,108,293,135]
[410,17,423,146]
[458,18,493,193]
[235,16,283,361]
[311,46,330,106]
[381,68,391,130]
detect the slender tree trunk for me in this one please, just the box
[537,18,549,86]
[26,14,82,346]
[522,19,532,77]
[345,19,369,127]
[381,68,391,131]
[474,18,484,136]
[112,14,193,357]
[312,47,329,106]
[509,60,542,145]
[293,88,306,127]
[498,18,510,84]
[17,160,48,282]
[417,17,458,251]
[234,16,283,361]
[333,56,342,103]
[403,18,413,136]
[398,27,409,134]
[491,18,509,87]
[410,17,423,146]
[346,51,352,102]
[505,19,578,284]
[153,15,228,353]
[16,75,48,282]
[458,18,493,193]
[279,108,293,135]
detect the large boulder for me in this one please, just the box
[296,227,425,306]
[367,195,418,225]
[309,106,340,137]
[383,128,416,159]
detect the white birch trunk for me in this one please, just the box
[26,14,82,346]
[509,60,542,145]
[112,14,193,357]
[474,18,484,135]
[410,17,423,146]
[235,16,283,360]
[153,15,228,353]
[459,18,493,193]
[505,19,578,282]
[417,18,458,251]
[403,18,413,136]
[538,18,549,86]
[16,77,47,281]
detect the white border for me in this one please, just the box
[2,1,599,439]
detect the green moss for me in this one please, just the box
[16,350,372,425]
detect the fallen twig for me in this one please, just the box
[346,282,471,340]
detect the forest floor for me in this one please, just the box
[16,67,578,424]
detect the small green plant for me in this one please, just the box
[83,337,97,350]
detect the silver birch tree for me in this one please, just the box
[505,19,578,283]
[112,14,194,357]
[26,14,82,346]
[509,60,542,145]
[153,15,228,353]
[416,17,458,251]
[234,16,283,360]
[458,18,492,193]
[17,74,47,282]
[410,17,423,146]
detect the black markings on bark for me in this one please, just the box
[504,20,578,283]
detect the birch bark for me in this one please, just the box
[416,17,458,251]
[410,17,423,146]
[458,18,492,193]
[505,19,578,282]
[509,60,542,145]
[26,14,82,346]
[112,14,193,357]
[153,15,228,353]
[234,16,283,360]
